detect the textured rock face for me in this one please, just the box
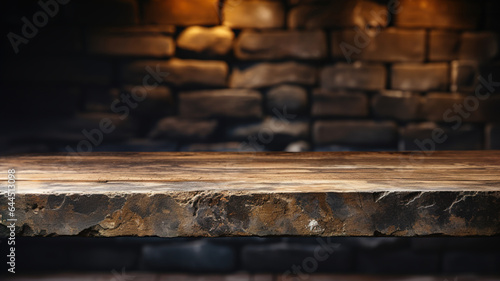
[177,26,234,56]
[1,152,500,237]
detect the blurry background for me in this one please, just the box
[1,0,499,154]
[1,0,500,278]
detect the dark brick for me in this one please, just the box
[120,86,174,117]
[357,250,439,274]
[179,89,262,119]
[372,91,423,121]
[423,93,500,123]
[83,87,118,113]
[225,118,309,144]
[267,85,308,114]
[288,0,389,29]
[241,242,355,272]
[180,142,263,152]
[459,32,499,62]
[235,30,327,60]
[121,59,228,87]
[321,63,386,91]
[177,26,234,56]
[410,237,447,252]
[356,237,411,251]
[391,63,449,92]
[312,89,368,117]
[87,32,175,57]
[332,28,425,62]
[443,252,500,274]
[394,0,480,30]
[230,62,317,89]
[140,240,235,272]
[400,122,483,151]
[487,124,500,149]
[144,0,219,26]
[223,1,285,29]
[149,117,218,141]
[451,61,479,92]
[313,120,397,146]
[444,237,500,251]
[429,30,460,61]
[67,0,139,25]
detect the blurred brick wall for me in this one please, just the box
[2,237,500,275]
[1,0,500,153]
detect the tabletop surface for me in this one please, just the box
[1,151,499,194]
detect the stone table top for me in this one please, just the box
[1,151,499,237]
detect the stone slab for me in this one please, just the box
[1,152,500,237]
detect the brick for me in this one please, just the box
[235,30,327,60]
[391,63,449,92]
[83,87,118,113]
[357,250,439,274]
[312,89,368,117]
[179,89,262,119]
[225,118,309,144]
[177,26,234,56]
[400,122,483,151]
[144,0,219,26]
[67,0,139,25]
[321,63,386,91]
[230,62,317,89]
[313,120,397,146]
[332,28,425,62]
[223,1,284,29]
[487,124,500,149]
[423,93,500,123]
[443,252,500,274]
[394,0,480,30]
[87,33,175,57]
[141,240,235,272]
[372,91,423,121]
[266,85,308,114]
[429,30,460,61]
[149,117,218,141]
[459,32,499,62]
[288,0,389,29]
[1,58,112,85]
[120,86,174,117]
[241,243,355,272]
[451,61,479,92]
[121,59,228,87]
[356,237,410,251]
